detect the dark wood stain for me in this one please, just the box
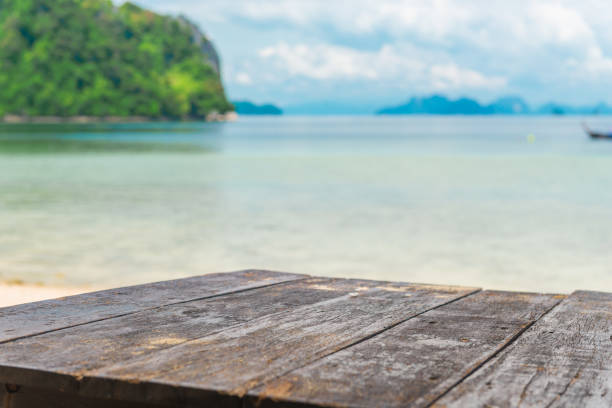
[1,385,170,408]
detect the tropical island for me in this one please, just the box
[377,95,612,115]
[0,0,233,122]
[232,101,283,115]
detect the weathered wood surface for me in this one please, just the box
[98,283,476,405]
[0,269,304,344]
[0,277,428,384]
[0,280,477,406]
[0,271,610,408]
[248,290,563,408]
[434,290,612,408]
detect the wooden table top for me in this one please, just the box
[0,270,609,407]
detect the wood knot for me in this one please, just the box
[5,384,20,394]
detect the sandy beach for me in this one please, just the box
[0,283,92,308]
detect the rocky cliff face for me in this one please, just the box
[177,16,221,76]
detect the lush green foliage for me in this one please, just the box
[0,0,232,119]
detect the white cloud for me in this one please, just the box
[133,1,612,59]
[238,2,323,26]
[526,3,594,45]
[133,0,612,104]
[258,43,380,80]
[574,45,612,77]
[429,64,507,90]
[187,1,599,47]
[234,72,253,85]
[257,42,506,91]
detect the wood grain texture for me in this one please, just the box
[0,281,477,407]
[247,290,562,408]
[0,270,305,344]
[0,278,393,383]
[434,290,612,408]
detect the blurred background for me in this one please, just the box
[1,0,612,303]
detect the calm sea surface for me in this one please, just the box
[1,116,612,293]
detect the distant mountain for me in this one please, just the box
[377,95,478,115]
[536,103,568,115]
[377,95,612,115]
[377,95,530,115]
[488,96,530,114]
[536,102,612,115]
[233,101,282,115]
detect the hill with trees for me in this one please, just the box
[0,0,232,120]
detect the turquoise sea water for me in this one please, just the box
[1,116,612,293]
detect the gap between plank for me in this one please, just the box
[241,287,483,405]
[424,296,565,408]
[83,280,481,384]
[81,278,356,373]
[0,276,311,346]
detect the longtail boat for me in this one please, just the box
[583,122,612,139]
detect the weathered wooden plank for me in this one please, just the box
[0,270,305,343]
[0,277,392,382]
[0,281,478,407]
[247,290,562,408]
[0,385,168,408]
[433,290,612,408]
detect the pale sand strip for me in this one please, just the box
[0,284,92,308]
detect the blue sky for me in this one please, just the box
[131,1,612,111]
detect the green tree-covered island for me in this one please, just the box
[0,0,233,121]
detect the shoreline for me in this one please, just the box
[0,111,238,124]
[0,282,94,308]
